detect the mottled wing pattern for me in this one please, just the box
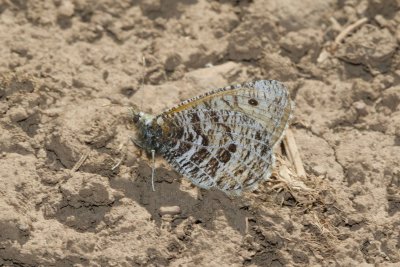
[157,80,292,195]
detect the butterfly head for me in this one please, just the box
[130,107,162,152]
[130,106,154,126]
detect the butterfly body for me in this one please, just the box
[132,80,293,195]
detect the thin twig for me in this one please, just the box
[283,128,306,178]
[329,17,342,32]
[111,152,126,171]
[72,152,89,172]
[333,18,368,48]
[318,17,368,62]
[111,137,130,170]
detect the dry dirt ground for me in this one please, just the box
[1,0,400,266]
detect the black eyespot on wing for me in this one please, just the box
[228,143,237,153]
[248,98,258,106]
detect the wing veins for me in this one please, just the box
[163,138,268,190]
[163,134,273,176]
[171,153,217,188]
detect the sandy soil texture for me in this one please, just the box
[1,0,400,266]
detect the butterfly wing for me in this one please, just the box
[156,80,293,195]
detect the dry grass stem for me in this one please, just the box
[283,128,306,178]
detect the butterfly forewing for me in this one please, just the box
[156,80,292,195]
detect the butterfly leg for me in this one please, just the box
[151,149,156,192]
[130,136,155,191]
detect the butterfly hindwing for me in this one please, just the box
[156,80,292,195]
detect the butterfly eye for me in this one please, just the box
[132,114,140,124]
[228,143,237,152]
[129,107,141,124]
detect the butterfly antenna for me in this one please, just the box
[139,55,146,111]
[151,149,156,191]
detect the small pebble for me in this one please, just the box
[9,107,29,122]
[353,101,368,116]
[58,0,75,17]
[159,206,181,216]
[18,223,30,232]
[312,165,327,176]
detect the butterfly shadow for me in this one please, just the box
[109,159,254,234]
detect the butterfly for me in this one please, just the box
[132,80,293,195]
